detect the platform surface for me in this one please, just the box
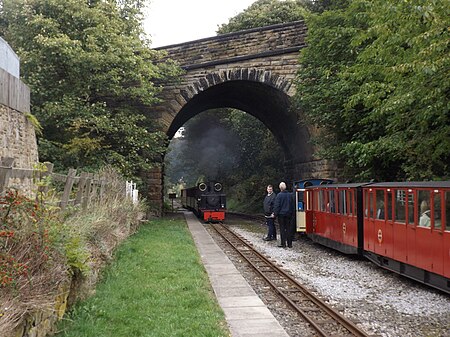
[184,212,289,337]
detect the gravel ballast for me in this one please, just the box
[211,220,450,337]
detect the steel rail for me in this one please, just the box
[211,223,370,337]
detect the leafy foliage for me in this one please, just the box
[295,0,450,181]
[217,0,307,34]
[0,0,181,181]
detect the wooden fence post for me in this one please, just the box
[0,157,15,194]
[60,168,77,210]
[99,178,106,203]
[82,173,93,209]
[75,172,88,206]
[91,174,99,203]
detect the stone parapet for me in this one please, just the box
[156,21,306,69]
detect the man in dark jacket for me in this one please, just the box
[263,184,277,241]
[273,182,294,248]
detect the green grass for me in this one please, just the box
[56,216,229,337]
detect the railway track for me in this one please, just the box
[210,223,371,337]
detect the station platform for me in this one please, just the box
[184,212,289,337]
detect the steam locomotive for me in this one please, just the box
[294,179,450,294]
[181,181,226,222]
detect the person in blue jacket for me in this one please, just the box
[273,182,295,248]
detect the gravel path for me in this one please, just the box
[215,220,450,337]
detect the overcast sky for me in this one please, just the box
[144,0,256,48]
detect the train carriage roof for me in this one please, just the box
[305,182,370,189]
[368,181,450,188]
[305,181,450,189]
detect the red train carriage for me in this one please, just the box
[305,181,450,294]
[181,182,226,222]
[362,182,450,293]
[305,183,367,255]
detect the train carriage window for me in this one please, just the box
[306,191,312,211]
[433,192,442,229]
[297,190,304,209]
[364,191,374,218]
[418,190,431,227]
[445,192,450,232]
[376,190,385,220]
[387,191,393,221]
[394,190,406,224]
[364,190,368,218]
[320,190,325,211]
[329,190,336,213]
[407,192,415,225]
[339,190,347,215]
[314,191,319,211]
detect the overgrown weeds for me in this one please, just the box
[0,166,144,336]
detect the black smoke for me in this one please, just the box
[165,110,240,187]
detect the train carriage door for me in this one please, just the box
[429,190,444,275]
[328,189,337,240]
[375,189,391,257]
[337,188,346,245]
[364,189,375,251]
[305,189,314,233]
[404,189,416,266]
[345,189,357,247]
[296,188,306,232]
[444,191,450,279]
[391,189,407,263]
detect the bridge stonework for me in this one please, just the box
[148,21,337,212]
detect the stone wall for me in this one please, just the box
[0,59,38,194]
[0,105,38,168]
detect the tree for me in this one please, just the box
[343,0,450,180]
[217,0,307,34]
[303,0,349,13]
[295,0,449,181]
[0,0,181,181]
[295,1,369,178]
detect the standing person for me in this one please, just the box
[263,185,277,241]
[273,182,295,248]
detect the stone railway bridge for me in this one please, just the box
[147,21,336,213]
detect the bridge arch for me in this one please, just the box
[166,68,303,158]
[147,21,336,213]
